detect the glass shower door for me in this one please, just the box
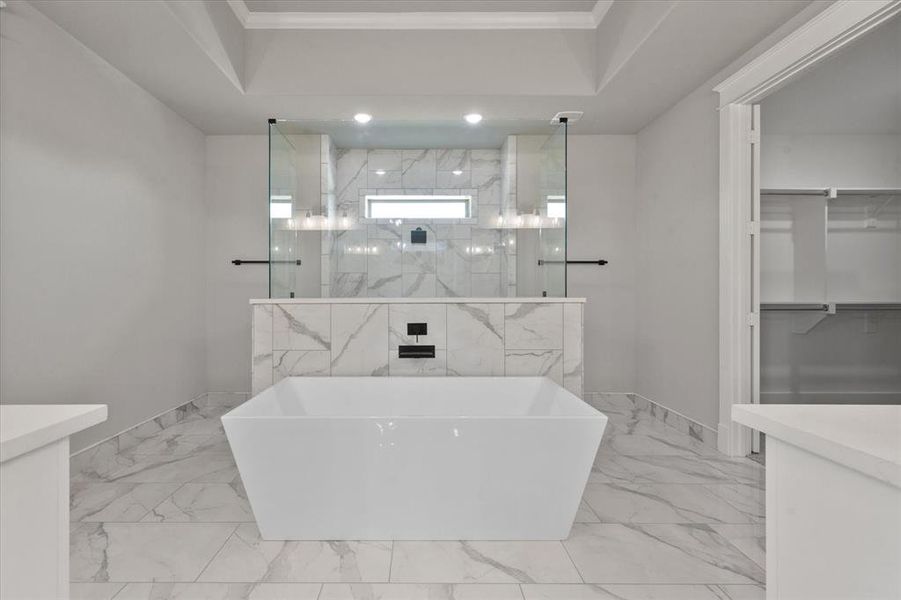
[269,122,298,298]
[538,121,567,297]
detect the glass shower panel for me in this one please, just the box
[267,118,569,299]
[537,121,567,297]
[269,122,298,298]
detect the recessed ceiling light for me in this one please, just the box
[354,113,373,124]
[452,170,463,176]
[375,169,386,176]
[464,113,483,125]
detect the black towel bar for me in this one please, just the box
[231,259,302,266]
[537,259,608,266]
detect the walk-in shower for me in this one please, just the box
[267,119,568,299]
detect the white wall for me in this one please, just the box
[628,2,837,432]
[567,135,637,394]
[635,87,721,429]
[761,134,901,189]
[204,136,269,394]
[0,2,207,451]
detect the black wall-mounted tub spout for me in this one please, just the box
[398,345,436,359]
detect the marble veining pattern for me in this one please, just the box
[324,143,514,298]
[330,304,390,376]
[446,303,505,376]
[504,349,564,386]
[252,306,273,395]
[504,303,563,350]
[70,393,766,599]
[273,350,331,382]
[251,300,583,395]
[272,304,331,351]
[198,524,392,583]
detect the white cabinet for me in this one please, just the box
[733,405,901,600]
[0,405,106,600]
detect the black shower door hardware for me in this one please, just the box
[537,259,608,266]
[231,259,302,266]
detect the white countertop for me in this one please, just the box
[733,404,901,488]
[0,405,107,463]
[250,297,586,305]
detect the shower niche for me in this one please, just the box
[268,119,568,299]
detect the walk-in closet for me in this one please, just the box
[757,15,901,414]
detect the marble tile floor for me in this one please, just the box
[70,393,766,600]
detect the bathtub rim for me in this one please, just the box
[222,376,606,421]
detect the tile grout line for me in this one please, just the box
[192,523,240,584]
[558,538,585,584]
[140,481,188,524]
[387,540,396,583]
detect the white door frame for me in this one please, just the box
[714,0,901,456]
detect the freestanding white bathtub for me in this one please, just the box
[222,377,607,540]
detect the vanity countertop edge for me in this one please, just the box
[0,404,107,463]
[732,404,901,488]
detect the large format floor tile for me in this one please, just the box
[104,453,238,484]
[71,582,323,599]
[113,582,321,599]
[67,392,768,595]
[70,583,126,600]
[320,583,524,599]
[591,454,735,485]
[696,457,765,488]
[520,583,765,599]
[127,433,229,456]
[583,483,758,524]
[709,525,766,570]
[198,523,393,583]
[70,483,180,522]
[563,524,764,585]
[705,484,765,523]
[140,483,253,523]
[600,422,718,458]
[391,541,581,584]
[70,523,236,582]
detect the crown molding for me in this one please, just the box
[226,0,613,30]
[714,0,901,106]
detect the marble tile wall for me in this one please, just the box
[251,300,583,398]
[320,140,518,298]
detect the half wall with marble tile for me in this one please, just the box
[251,298,584,398]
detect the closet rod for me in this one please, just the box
[761,303,901,312]
[761,188,901,197]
